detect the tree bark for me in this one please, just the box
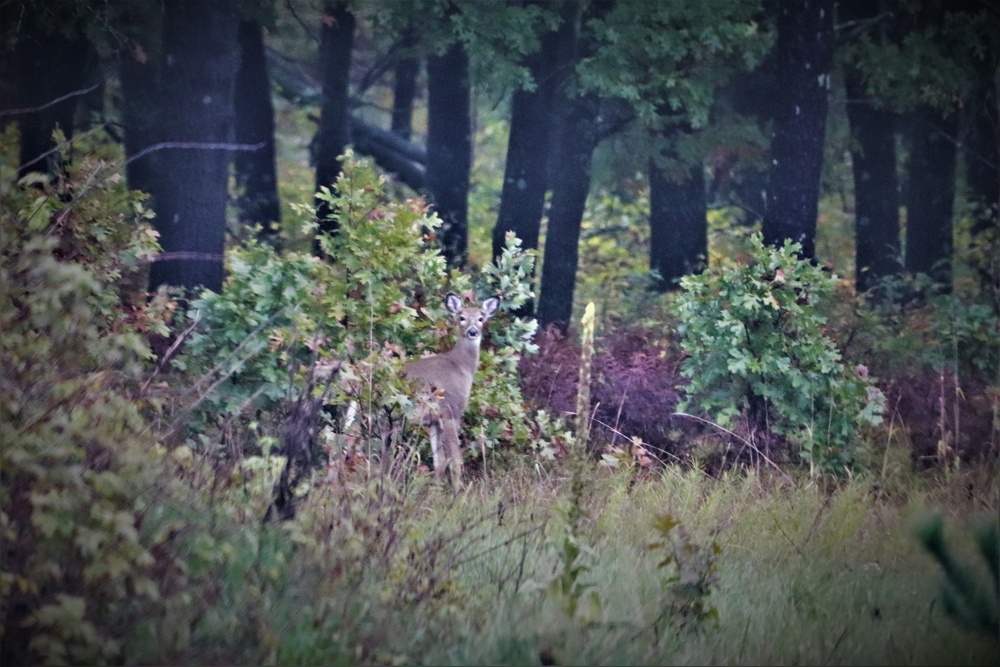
[761,0,833,260]
[120,50,163,197]
[16,23,90,178]
[391,25,420,140]
[314,0,356,234]
[844,68,900,293]
[964,59,999,235]
[536,92,600,332]
[234,19,281,242]
[841,0,901,294]
[491,2,564,265]
[426,39,472,268]
[147,0,241,294]
[904,106,959,290]
[648,144,707,292]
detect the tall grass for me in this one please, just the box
[157,453,997,666]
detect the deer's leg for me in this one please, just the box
[429,421,445,478]
[441,418,463,491]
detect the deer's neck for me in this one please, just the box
[448,336,482,370]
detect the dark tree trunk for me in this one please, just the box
[904,106,959,290]
[841,0,901,295]
[648,146,707,292]
[426,39,472,268]
[120,49,163,197]
[491,5,563,265]
[536,94,600,332]
[234,19,281,242]
[16,23,89,177]
[148,0,241,294]
[964,60,999,235]
[391,25,419,140]
[845,69,900,293]
[314,0,356,234]
[761,0,833,259]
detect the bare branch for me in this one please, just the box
[123,140,267,168]
[0,83,100,118]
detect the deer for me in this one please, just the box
[404,291,500,491]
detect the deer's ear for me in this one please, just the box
[445,292,463,314]
[482,296,500,318]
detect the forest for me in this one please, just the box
[1,0,998,664]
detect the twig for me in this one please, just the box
[0,83,100,118]
[123,140,267,167]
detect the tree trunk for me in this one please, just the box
[314,0,356,234]
[964,60,999,235]
[16,23,89,177]
[904,106,959,290]
[391,25,419,140]
[426,39,472,268]
[120,45,164,197]
[761,0,833,260]
[491,1,564,265]
[536,94,599,332]
[234,19,281,242]
[845,68,900,293]
[841,0,901,295]
[648,144,707,292]
[147,0,241,294]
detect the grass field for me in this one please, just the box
[157,453,997,666]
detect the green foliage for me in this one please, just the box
[578,0,771,128]
[534,468,601,623]
[673,233,885,473]
[0,157,173,664]
[646,514,721,630]
[840,4,998,114]
[174,153,538,460]
[916,513,999,641]
[850,271,1000,380]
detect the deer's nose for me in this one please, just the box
[467,327,480,338]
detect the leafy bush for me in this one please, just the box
[836,267,999,467]
[672,233,884,473]
[173,152,538,463]
[0,157,175,664]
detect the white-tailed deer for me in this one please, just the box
[404,292,500,490]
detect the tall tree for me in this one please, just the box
[15,19,90,178]
[147,0,242,293]
[426,34,472,267]
[234,17,281,242]
[841,0,901,293]
[315,0,356,233]
[845,67,901,293]
[962,30,999,237]
[391,24,420,140]
[904,105,959,289]
[120,43,163,197]
[761,0,833,259]
[536,0,604,331]
[648,133,707,292]
[491,1,565,266]
[536,93,600,330]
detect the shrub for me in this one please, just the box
[672,233,884,474]
[0,156,174,664]
[172,152,538,465]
